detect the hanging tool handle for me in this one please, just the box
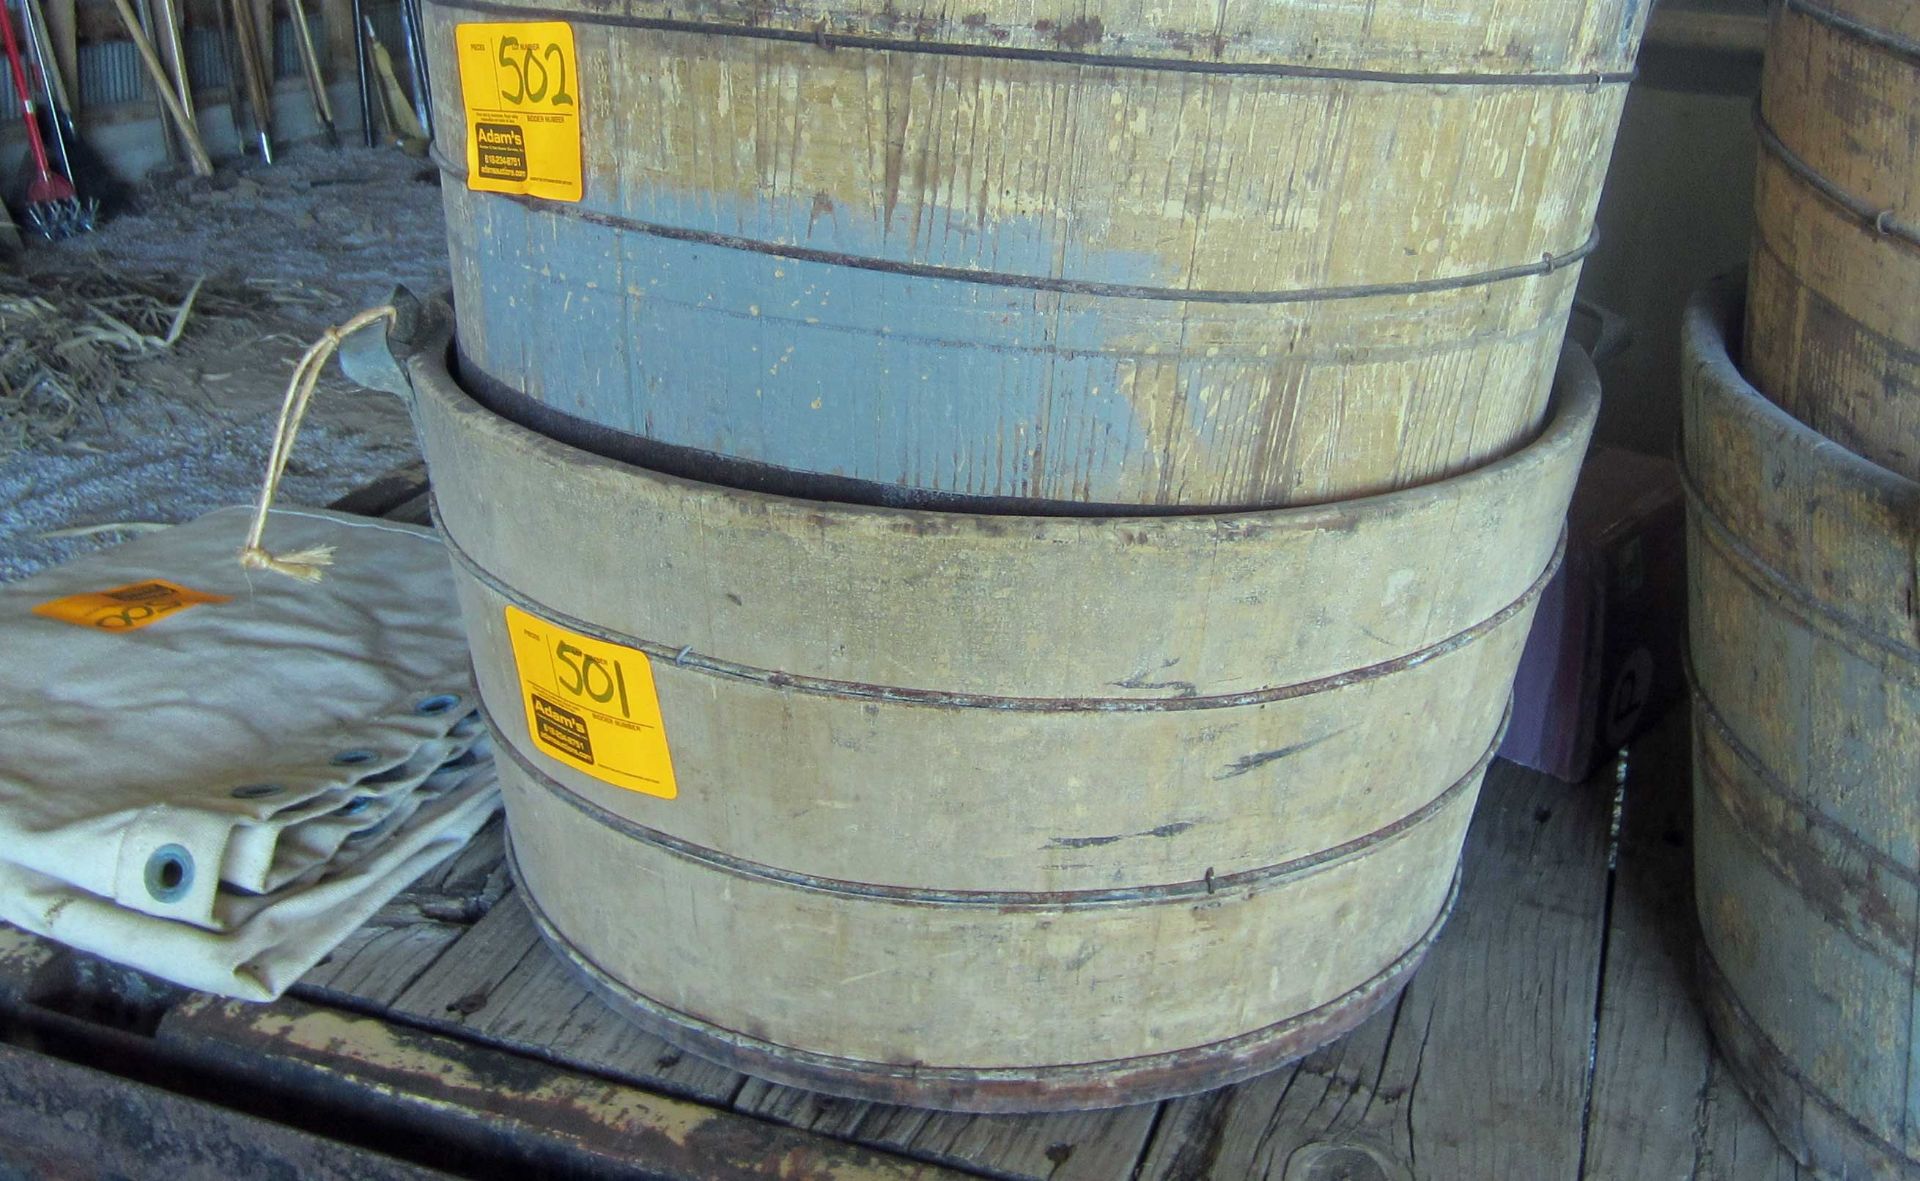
[20,0,71,123]
[105,0,213,175]
[17,0,75,180]
[0,3,56,179]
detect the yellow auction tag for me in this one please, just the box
[32,579,229,632]
[503,605,677,799]
[455,21,583,202]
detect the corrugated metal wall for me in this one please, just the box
[0,2,396,119]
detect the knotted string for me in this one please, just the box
[238,305,398,582]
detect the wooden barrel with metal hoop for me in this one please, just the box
[422,0,1642,509]
[370,297,1600,1111]
[1745,0,1920,481]
[1686,277,1920,1179]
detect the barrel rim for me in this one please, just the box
[1682,278,1920,663]
[505,831,1461,1112]
[405,313,1603,538]
[1685,276,1920,507]
[430,0,1645,80]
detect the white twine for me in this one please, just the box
[238,305,398,582]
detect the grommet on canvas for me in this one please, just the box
[415,693,462,715]
[229,783,284,800]
[332,748,377,766]
[337,795,375,817]
[144,845,195,903]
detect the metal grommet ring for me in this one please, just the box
[144,844,195,903]
[229,783,284,800]
[337,796,375,817]
[415,693,462,715]
[332,749,377,766]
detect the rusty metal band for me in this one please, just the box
[431,150,1600,305]
[1782,0,1920,61]
[1688,690,1918,962]
[490,702,1500,906]
[433,0,1636,85]
[437,511,1563,712]
[1680,477,1920,676]
[507,831,1458,1109]
[1752,105,1920,252]
[1696,946,1918,1176]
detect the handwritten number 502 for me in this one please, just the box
[494,36,574,107]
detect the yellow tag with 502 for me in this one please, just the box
[455,21,582,202]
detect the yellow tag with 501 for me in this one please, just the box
[503,605,677,799]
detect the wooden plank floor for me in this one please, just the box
[282,709,1803,1178]
[0,704,1805,1178]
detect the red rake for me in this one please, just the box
[2,0,91,238]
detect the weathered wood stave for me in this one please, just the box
[424,0,1643,508]
[1685,278,1920,1179]
[400,304,1600,1109]
[1745,0,1920,483]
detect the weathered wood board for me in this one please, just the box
[0,715,1816,1179]
[1580,712,1806,1181]
[1134,759,1611,1180]
[388,891,744,1105]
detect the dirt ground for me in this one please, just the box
[0,145,450,581]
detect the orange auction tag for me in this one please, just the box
[32,580,229,632]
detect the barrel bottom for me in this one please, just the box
[506,837,1458,1114]
[1699,948,1920,1181]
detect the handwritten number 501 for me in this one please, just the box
[494,36,574,107]
[553,640,632,717]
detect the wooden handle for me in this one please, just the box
[284,0,335,125]
[226,0,275,153]
[105,0,213,175]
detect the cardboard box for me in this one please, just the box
[1498,446,1688,782]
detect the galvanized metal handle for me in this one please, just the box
[338,285,451,401]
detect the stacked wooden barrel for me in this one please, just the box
[1744,0,1920,482]
[408,0,1646,1108]
[1689,1,1920,1174]
[430,0,1642,512]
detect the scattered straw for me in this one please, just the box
[0,271,283,453]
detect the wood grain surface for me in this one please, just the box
[424,0,1644,506]
[1686,279,1920,1178]
[1744,0,1920,481]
